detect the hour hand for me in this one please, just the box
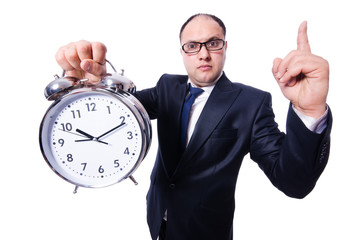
[75,129,108,145]
[76,129,95,139]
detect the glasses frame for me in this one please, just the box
[182,39,225,54]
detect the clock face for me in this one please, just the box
[40,89,146,187]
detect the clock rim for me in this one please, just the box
[39,87,152,188]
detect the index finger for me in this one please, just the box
[91,42,107,64]
[297,21,311,52]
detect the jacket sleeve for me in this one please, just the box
[250,93,332,199]
[133,84,159,120]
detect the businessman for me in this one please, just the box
[55,13,332,240]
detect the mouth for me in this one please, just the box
[198,65,212,71]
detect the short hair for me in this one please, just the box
[179,13,226,41]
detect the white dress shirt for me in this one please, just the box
[186,81,216,147]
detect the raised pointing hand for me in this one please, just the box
[272,21,329,119]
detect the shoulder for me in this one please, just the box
[158,73,188,85]
[234,82,267,95]
[216,74,273,115]
[222,73,271,100]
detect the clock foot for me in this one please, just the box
[73,185,79,194]
[129,175,138,185]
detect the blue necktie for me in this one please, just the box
[180,85,204,151]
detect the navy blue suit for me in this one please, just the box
[135,73,332,240]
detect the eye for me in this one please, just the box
[207,40,219,48]
[186,43,197,49]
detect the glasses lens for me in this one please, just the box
[183,42,200,53]
[206,39,224,51]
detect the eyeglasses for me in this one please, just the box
[182,39,225,54]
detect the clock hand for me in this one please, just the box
[58,128,85,138]
[96,122,126,140]
[74,139,109,145]
[76,129,95,139]
[75,129,109,145]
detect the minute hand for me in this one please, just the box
[96,122,126,140]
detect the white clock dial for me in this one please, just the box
[40,89,147,187]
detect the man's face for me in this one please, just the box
[180,16,227,87]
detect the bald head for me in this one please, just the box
[179,13,226,41]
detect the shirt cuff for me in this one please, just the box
[292,105,329,134]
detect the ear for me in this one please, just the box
[225,41,228,51]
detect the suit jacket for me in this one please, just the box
[135,73,332,240]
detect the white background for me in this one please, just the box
[1,0,361,239]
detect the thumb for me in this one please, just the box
[81,59,106,77]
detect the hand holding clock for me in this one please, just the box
[56,40,107,84]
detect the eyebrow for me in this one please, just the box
[183,36,223,44]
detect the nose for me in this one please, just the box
[198,44,211,60]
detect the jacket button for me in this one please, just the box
[169,184,176,190]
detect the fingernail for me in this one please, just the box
[276,72,281,79]
[84,61,91,72]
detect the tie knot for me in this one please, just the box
[189,85,204,97]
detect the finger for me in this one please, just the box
[81,42,107,76]
[55,45,77,71]
[276,48,308,83]
[297,21,311,52]
[286,78,297,87]
[64,44,82,70]
[91,42,107,64]
[75,41,106,75]
[279,59,305,84]
[272,58,282,79]
[80,59,106,76]
[76,40,93,61]
[275,52,295,82]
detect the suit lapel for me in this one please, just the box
[174,74,242,176]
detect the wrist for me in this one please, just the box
[293,104,327,119]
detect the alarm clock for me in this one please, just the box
[39,60,152,193]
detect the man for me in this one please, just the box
[55,13,332,240]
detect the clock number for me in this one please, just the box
[124,147,130,155]
[98,165,104,173]
[114,160,120,168]
[120,116,125,124]
[67,154,73,162]
[58,139,64,147]
[61,123,72,131]
[81,162,87,171]
[71,110,81,118]
[127,131,133,139]
[107,106,111,114]
[86,103,96,112]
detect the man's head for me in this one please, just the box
[179,14,227,87]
